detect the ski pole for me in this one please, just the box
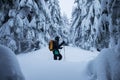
[64,46,65,61]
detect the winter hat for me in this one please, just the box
[55,36,60,40]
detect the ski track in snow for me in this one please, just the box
[17,46,99,80]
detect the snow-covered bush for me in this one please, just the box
[0,45,24,80]
[87,39,120,80]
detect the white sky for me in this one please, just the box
[59,0,75,19]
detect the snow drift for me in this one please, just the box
[0,45,24,80]
[87,39,120,80]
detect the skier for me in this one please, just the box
[50,36,65,60]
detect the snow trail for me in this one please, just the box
[17,46,98,80]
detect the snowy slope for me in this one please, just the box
[17,46,98,80]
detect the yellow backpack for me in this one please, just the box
[49,40,54,51]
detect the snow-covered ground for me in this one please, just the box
[17,46,99,80]
[17,41,120,80]
[0,41,120,80]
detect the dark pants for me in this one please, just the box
[53,50,62,60]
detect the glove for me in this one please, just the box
[60,47,63,49]
[63,41,65,44]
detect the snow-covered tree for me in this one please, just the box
[70,0,101,50]
[95,0,120,50]
[0,0,68,53]
[71,0,120,51]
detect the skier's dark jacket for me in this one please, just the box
[53,37,65,51]
[53,40,64,50]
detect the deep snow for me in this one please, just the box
[17,41,120,80]
[0,45,24,80]
[17,46,98,80]
[89,40,120,80]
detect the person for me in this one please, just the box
[52,36,65,60]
